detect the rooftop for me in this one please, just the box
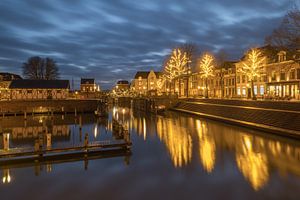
[9,79,70,89]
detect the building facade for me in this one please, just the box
[0,73,22,100]
[265,51,300,100]
[131,70,162,95]
[80,78,100,92]
[9,80,70,100]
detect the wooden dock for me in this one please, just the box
[0,148,131,170]
[0,140,131,161]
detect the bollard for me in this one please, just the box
[84,133,89,147]
[46,133,52,150]
[24,111,27,120]
[75,108,77,117]
[3,133,10,150]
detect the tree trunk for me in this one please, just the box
[205,78,209,98]
[251,80,257,100]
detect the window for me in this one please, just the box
[272,72,276,81]
[280,72,286,81]
[242,87,246,96]
[297,69,300,79]
[254,85,258,95]
[290,69,296,80]
[237,88,241,95]
[260,85,264,95]
[242,75,246,83]
[237,76,240,84]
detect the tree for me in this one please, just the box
[265,7,300,50]
[239,48,266,100]
[180,43,199,96]
[45,58,60,80]
[199,53,215,98]
[22,56,60,80]
[163,48,190,94]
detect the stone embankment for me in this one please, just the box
[172,98,300,138]
[0,99,101,115]
[132,97,179,113]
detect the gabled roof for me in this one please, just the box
[117,80,129,85]
[0,72,22,81]
[134,71,150,79]
[134,71,161,79]
[9,80,70,89]
[81,78,95,84]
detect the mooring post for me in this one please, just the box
[24,111,27,120]
[79,115,82,130]
[3,133,10,150]
[46,133,52,150]
[84,133,89,152]
[75,108,77,117]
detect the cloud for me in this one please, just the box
[0,0,292,89]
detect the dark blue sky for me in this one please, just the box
[0,0,293,89]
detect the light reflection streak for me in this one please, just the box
[236,135,269,191]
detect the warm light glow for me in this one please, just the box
[196,120,216,173]
[2,169,11,184]
[236,135,269,191]
[94,124,98,138]
[163,48,190,82]
[240,49,266,81]
[199,54,215,78]
[156,117,192,168]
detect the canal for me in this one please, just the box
[0,107,300,200]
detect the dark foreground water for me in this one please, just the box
[0,107,300,200]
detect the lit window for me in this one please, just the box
[242,87,246,96]
[260,85,264,95]
[237,88,241,95]
[254,85,258,95]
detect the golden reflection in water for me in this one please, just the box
[236,135,269,191]
[196,120,216,173]
[156,117,192,168]
[2,169,11,184]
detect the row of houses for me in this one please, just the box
[0,75,101,100]
[129,47,300,100]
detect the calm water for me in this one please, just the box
[0,107,300,200]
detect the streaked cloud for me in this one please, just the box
[0,0,292,88]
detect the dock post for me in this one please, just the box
[75,108,77,117]
[24,111,27,120]
[79,115,82,130]
[46,133,52,150]
[3,133,10,150]
[84,133,89,152]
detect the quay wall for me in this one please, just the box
[0,99,100,115]
[132,97,179,113]
[172,99,300,139]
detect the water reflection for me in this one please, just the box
[130,110,300,191]
[156,116,192,167]
[196,120,216,173]
[236,135,269,190]
[0,112,131,184]
[1,107,300,194]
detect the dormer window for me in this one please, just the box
[278,51,287,62]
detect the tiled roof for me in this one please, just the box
[81,78,95,84]
[134,71,161,79]
[134,71,150,79]
[0,72,22,81]
[117,80,129,84]
[9,80,70,89]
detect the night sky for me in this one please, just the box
[0,0,293,89]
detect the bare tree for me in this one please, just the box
[22,56,60,80]
[265,7,300,50]
[45,58,60,80]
